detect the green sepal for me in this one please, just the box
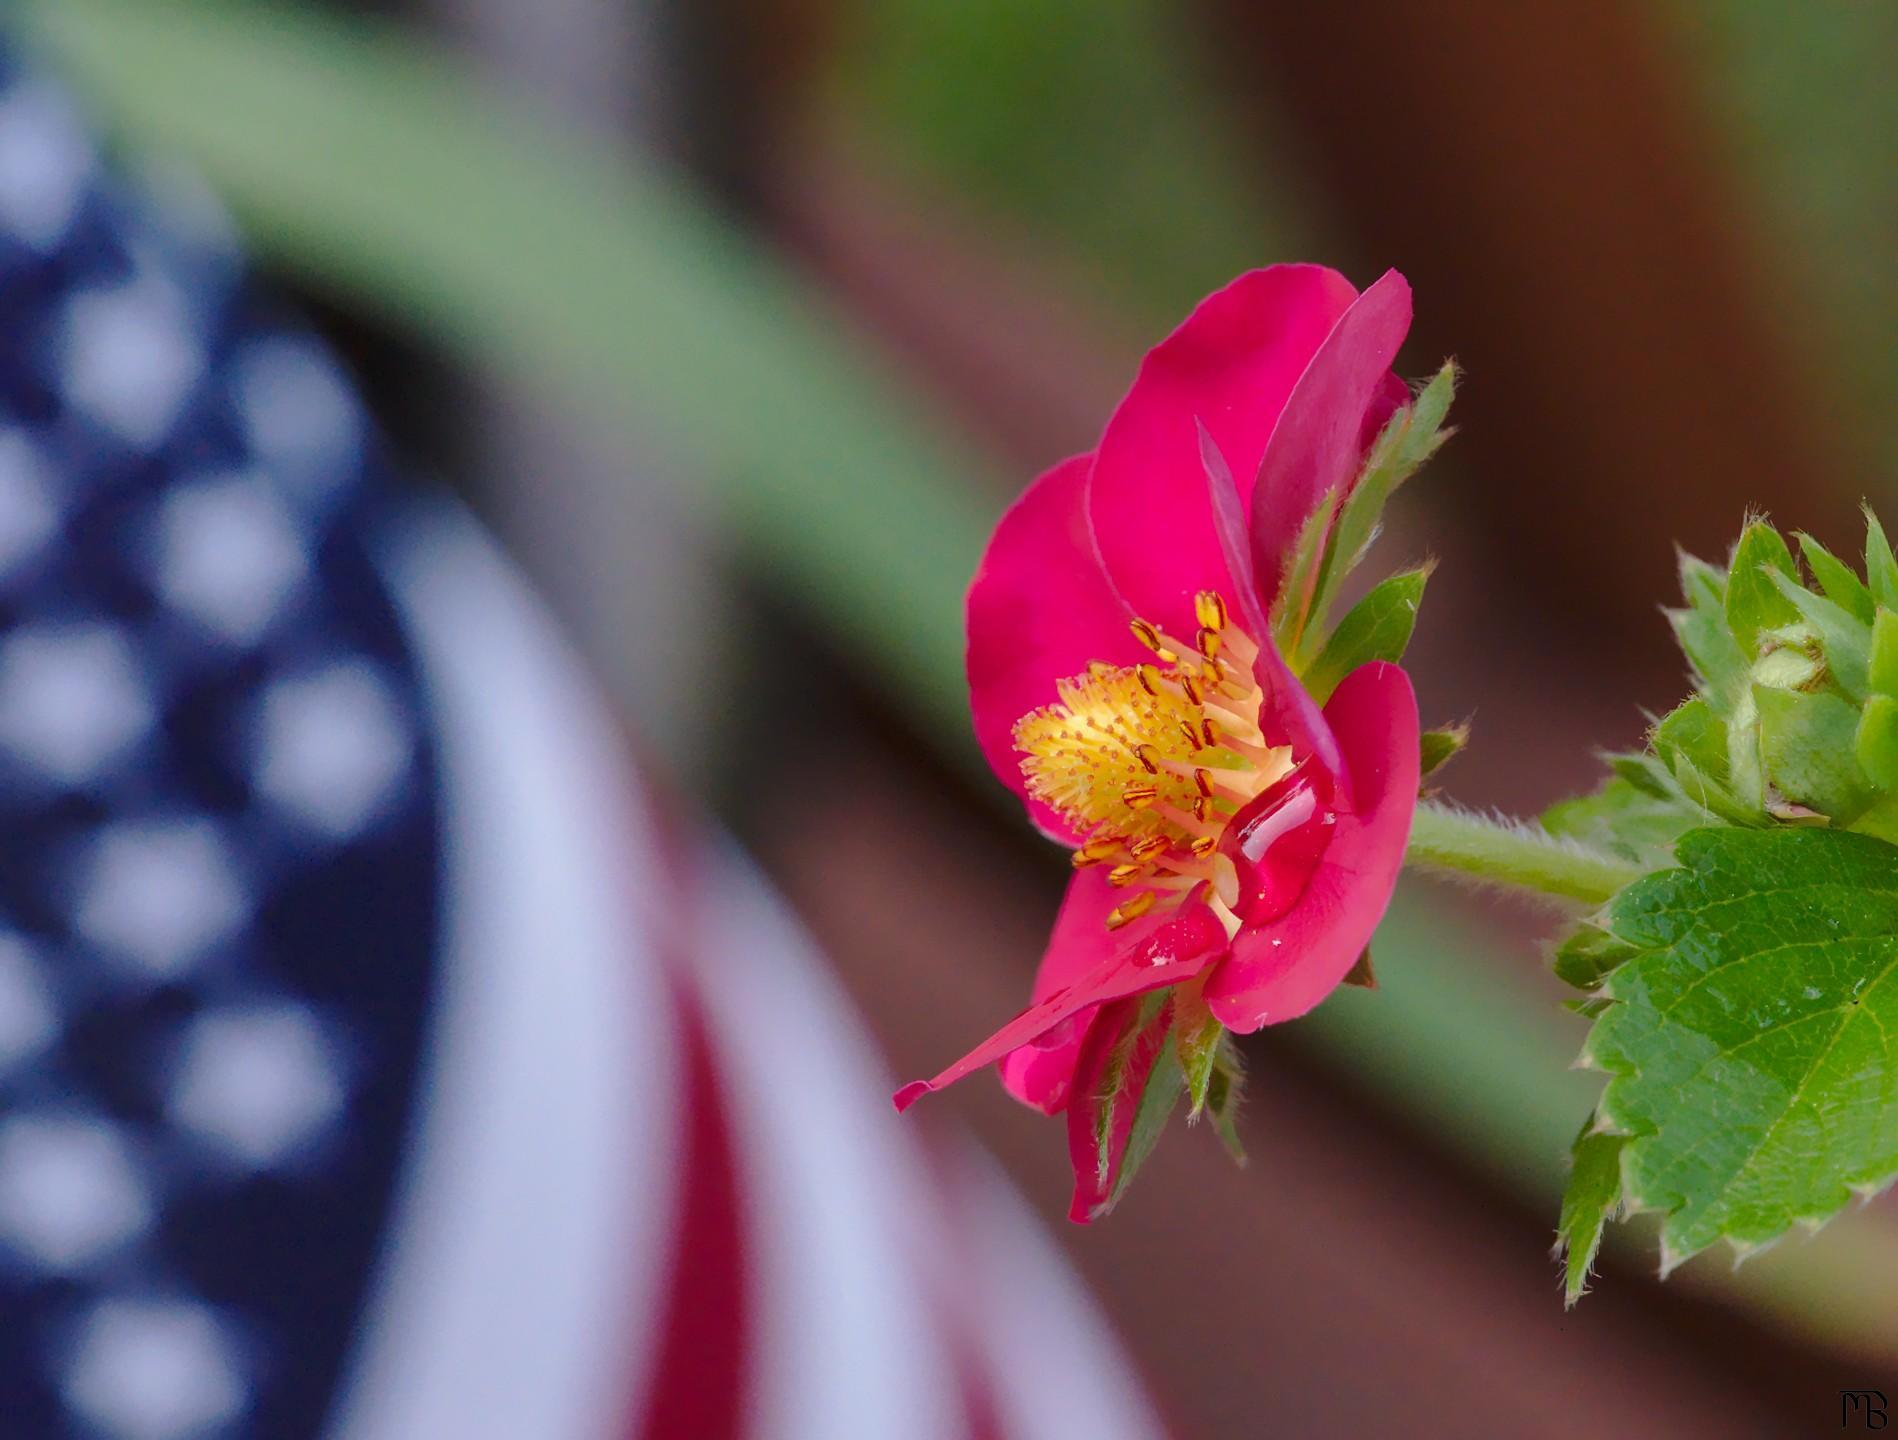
[1300,565,1430,703]
[1651,698,1729,785]
[1419,723,1469,779]
[1768,570,1872,702]
[1798,533,1875,624]
[1271,486,1341,660]
[1174,1001,1224,1118]
[1756,686,1875,822]
[1540,776,1700,867]
[1203,1047,1247,1167]
[1552,921,1641,992]
[1866,507,1898,610]
[1724,520,1801,660]
[1668,551,1747,713]
[1106,1023,1186,1211]
[1859,694,1898,792]
[1325,360,1457,585]
[1871,610,1898,697]
[1557,1125,1627,1307]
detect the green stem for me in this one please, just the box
[1405,802,1640,906]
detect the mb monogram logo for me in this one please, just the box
[1843,1390,1889,1430]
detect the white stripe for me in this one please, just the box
[326,511,675,1440]
[952,1154,1169,1440]
[693,847,965,1440]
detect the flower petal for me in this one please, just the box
[1065,995,1173,1223]
[1249,269,1414,606]
[893,899,1227,1112]
[1089,266,1358,638]
[1203,661,1420,1031]
[998,867,1120,1113]
[966,454,1140,843]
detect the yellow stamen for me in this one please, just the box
[1106,891,1157,929]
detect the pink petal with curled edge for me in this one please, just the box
[1249,270,1414,607]
[999,867,1120,1113]
[1065,995,1173,1223]
[893,899,1227,1113]
[1203,661,1420,1032]
[966,454,1141,844]
[1089,266,1358,638]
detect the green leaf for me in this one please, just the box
[1668,551,1748,713]
[1860,695,1898,792]
[1724,521,1802,661]
[1867,508,1898,611]
[1300,566,1430,703]
[1557,1126,1626,1306]
[1419,724,1468,779]
[1872,610,1898,697]
[1581,827,1898,1270]
[1552,921,1641,992]
[1769,570,1873,702]
[1797,533,1875,625]
[1756,686,1875,821]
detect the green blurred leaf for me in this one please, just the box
[1324,360,1456,591]
[1770,570,1873,702]
[1756,686,1875,821]
[1872,610,1898,697]
[1653,698,1730,785]
[1203,1050,1246,1166]
[1300,565,1429,703]
[1106,1019,1186,1212]
[1582,827,1898,1270]
[1860,695,1898,792]
[1798,532,1875,625]
[1669,551,1748,714]
[1725,520,1801,660]
[1557,1127,1626,1306]
[1541,776,1699,868]
[1867,508,1898,610]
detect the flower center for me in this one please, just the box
[1013,591,1301,932]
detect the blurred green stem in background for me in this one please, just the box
[28,0,1898,1361]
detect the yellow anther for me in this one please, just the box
[1194,592,1227,631]
[1196,627,1221,660]
[1131,743,1160,775]
[1106,891,1157,930]
[1071,835,1123,867]
[1193,794,1212,823]
[1190,835,1218,858]
[1178,673,1202,705]
[1107,863,1145,888]
[1129,618,1165,653]
[1129,834,1170,860]
[1135,664,1163,697]
[1194,768,1214,797]
[1200,718,1220,747]
[1178,721,1203,750]
[1122,785,1159,810]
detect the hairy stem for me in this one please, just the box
[1405,802,1640,905]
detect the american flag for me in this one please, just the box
[0,41,1166,1440]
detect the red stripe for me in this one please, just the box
[632,975,750,1440]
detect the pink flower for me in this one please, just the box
[895,266,1426,1220]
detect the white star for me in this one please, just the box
[0,1115,150,1271]
[64,1298,246,1440]
[0,931,57,1072]
[254,662,410,839]
[167,1003,345,1170]
[232,336,360,499]
[0,78,93,250]
[75,820,246,979]
[156,474,308,644]
[0,428,58,576]
[0,623,151,784]
[62,274,205,449]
